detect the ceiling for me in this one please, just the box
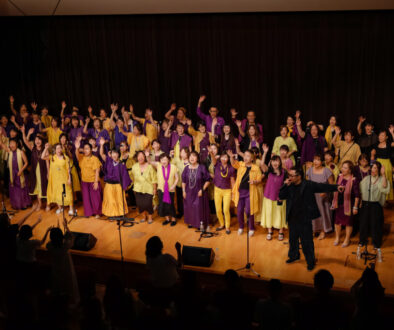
[1,0,393,16]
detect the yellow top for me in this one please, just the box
[137,118,158,143]
[77,154,102,182]
[324,126,340,150]
[41,115,53,128]
[131,163,157,195]
[172,157,189,188]
[46,127,63,146]
[334,140,361,167]
[156,164,178,192]
[187,126,216,153]
[232,161,263,216]
[325,163,339,181]
[272,135,297,165]
[47,154,73,206]
[127,133,150,158]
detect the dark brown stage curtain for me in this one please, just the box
[1,11,393,144]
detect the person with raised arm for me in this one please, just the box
[300,124,328,167]
[357,116,378,155]
[219,124,236,155]
[187,119,216,163]
[120,122,150,159]
[229,148,263,237]
[41,117,62,146]
[231,108,263,144]
[0,137,31,210]
[99,137,132,218]
[75,136,102,218]
[88,106,112,132]
[324,115,340,151]
[182,151,211,230]
[83,116,110,149]
[21,126,48,211]
[197,95,225,138]
[333,128,361,167]
[129,105,158,143]
[167,121,192,159]
[272,125,298,165]
[165,103,190,131]
[279,167,342,271]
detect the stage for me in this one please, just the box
[8,203,394,296]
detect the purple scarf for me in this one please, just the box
[162,165,171,204]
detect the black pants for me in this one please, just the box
[176,186,183,217]
[359,201,384,248]
[288,220,315,266]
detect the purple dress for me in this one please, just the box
[158,130,170,154]
[306,167,333,233]
[334,177,360,226]
[182,165,211,228]
[169,132,192,151]
[301,135,327,165]
[199,133,211,163]
[9,151,31,209]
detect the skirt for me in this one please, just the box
[158,190,176,218]
[10,184,31,210]
[102,183,128,217]
[259,197,287,229]
[81,181,102,217]
[334,204,353,226]
[377,158,393,201]
[312,193,333,233]
[30,163,46,199]
[134,192,154,214]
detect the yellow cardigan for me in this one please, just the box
[324,126,339,150]
[231,161,263,216]
[188,126,216,153]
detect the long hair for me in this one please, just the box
[220,125,236,152]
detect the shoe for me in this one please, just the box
[170,221,177,227]
[216,226,225,231]
[45,206,51,212]
[238,228,244,235]
[176,213,183,219]
[226,230,231,235]
[162,220,170,225]
[307,263,315,271]
[341,241,350,248]
[56,208,63,215]
[377,248,382,262]
[333,239,339,246]
[356,245,362,259]
[69,209,75,216]
[266,232,273,240]
[140,218,146,223]
[95,215,100,219]
[188,224,193,229]
[248,230,255,237]
[148,219,153,224]
[278,233,284,241]
[286,258,300,264]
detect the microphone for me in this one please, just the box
[62,184,66,196]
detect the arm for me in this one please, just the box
[129,104,143,122]
[40,226,52,245]
[164,120,173,138]
[171,170,179,191]
[235,139,244,158]
[296,118,305,139]
[196,95,208,121]
[87,106,95,120]
[235,120,246,137]
[74,137,83,163]
[99,138,107,162]
[19,151,29,174]
[109,103,118,129]
[175,242,182,268]
[332,127,342,148]
[278,183,291,200]
[9,95,17,116]
[30,215,42,230]
[15,209,35,227]
[310,181,339,194]
[60,101,66,118]
[83,117,90,134]
[357,116,365,135]
[93,168,100,191]
[22,126,34,151]
[165,103,176,121]
[260,144,269,173]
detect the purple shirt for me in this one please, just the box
[169,132,192,150]
[238,119,263,144]
[159,130,170,154]
[196,106,225,137]
[300,135,327,165]
[86,128,110,146]
[213,164,236,190]
[264,169,285,201]
[103,158,132,190]
[68,127,84,143]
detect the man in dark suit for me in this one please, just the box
[279,167,344,271]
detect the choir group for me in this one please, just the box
[1,95,393,256]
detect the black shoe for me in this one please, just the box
[176,213,183,219]
[162,220,170,225]
[170,221,177,227]
[286,258,300,264]
[307,263,315,271]
[226,230,231,235]
[188,224,193,229]
[216,226,225,231]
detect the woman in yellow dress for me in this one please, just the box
[171,147,190,218]
[43,143,74,215]
[120,123,150,159]
[41,117,63,146]
[59,133,81,195]
[271,125,298,165]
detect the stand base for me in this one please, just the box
[236,262,261,277]
[353,245,377,265]
[195,229,218,241]
[109,216,136,227]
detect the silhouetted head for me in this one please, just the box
[145,236,163,258]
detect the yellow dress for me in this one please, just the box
[272,136,297,165]
[47,155,73,206]
[41,115,53,128]
[46,127,63,146]
[126,133,150,158]
[62,148,81,192]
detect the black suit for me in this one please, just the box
[279,180,338,266]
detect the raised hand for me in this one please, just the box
[121,106,125,113]
[28,128,35,136]
[198,189,202,197]
[334,126,341,135]
[85,117,91,125]
[198,95,206,104]
[88,106,93,113]
[93,181,99,191]
[99,137,106,146]
[358,115,366,123]
[381,165,386,176]
[388,125,394,136]
[170,103,176,111]
[61,101,66,109]
[262,143,269,154]
[44,142,50,149]
[9,95,14,103]
[235,120,242,128]
[129,104,134,113]
[230,108,238,118]
[186,119,192,126]
[31,101,38,110]
[296,118,301,126]
[295,110,301,119]
[21,125,25,133]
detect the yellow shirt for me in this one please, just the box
[188,126,216,152]
[137,118,158,143]
[335,140,361,167]
[131,163,157,195]
[126,133,150,158]
[41,115,53,128]
[172,158,188,188]
[156,164,177,192]
[77,154,102,182]
[272,136,297,165]
[46,127,63,146]
[232,161,263,215]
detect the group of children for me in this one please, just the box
[0,95,393,250]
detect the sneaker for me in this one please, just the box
[248,230,255,237]
[95,215,100,219]
[56,208,63,215]
[68,209,75,216]
[377,248,382,262]
[238,228,244,235]
[266,233,273,241]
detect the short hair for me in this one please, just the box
[197,121,206,129]
[314,269,334,292]
[279,144,289,152]
[159,153,170,162]
[343,130,354,138]
[280,125,289,133]
[341,160,354,175]
[313,154,324,162]
[180,147,190,158]
[83,143,93,150]
[145,236,163,259]
[290,166,304,179]
[189,151,200,162]
[358,153,370,165]
[93,118,103,129]
[151,139,160,145]
[135,150,146,162]
[133,122,143,133]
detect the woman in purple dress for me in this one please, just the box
[158,119,171,154]
[306,154,334,240]
[0,138,31,209]
[332,160,360,247]
[84,117,110,148]
[182,151,211,230]
[219,124,236,155]
[67,116,84,144]
[22,127,48,211]
[300,124,327,166]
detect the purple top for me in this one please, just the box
[237,119,263,144]
[219,136,236,154]
[300,135,327,165]
[68,127,84,143]
[169,132,192,150]
[264,169,285,201]
[86,128,110,146]
[354,166,371,182]
[103,158,132,190]
[196,106,225,137]
[213,163,236,190]
[114,126,127,147]
[158,130,170,154]
[25,121,42,140]
[171,118,190,133]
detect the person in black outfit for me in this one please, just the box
[278,167,343,271]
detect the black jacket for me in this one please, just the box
[279,180,338,223]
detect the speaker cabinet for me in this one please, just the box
[182,245,215,267]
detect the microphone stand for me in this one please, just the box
[67,153,85,224]
[236,216,260,277]
[195,188,218,241]
[0,159,17,217]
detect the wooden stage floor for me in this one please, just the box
[9,203,394,296]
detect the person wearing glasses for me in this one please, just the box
[196,95,225,138]
[279,167,343,271]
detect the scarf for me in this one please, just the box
[143,120,151,135]
[325,126,338,150]
[162,165,171,204]
[332,174,353,216]
[9,149,25,188]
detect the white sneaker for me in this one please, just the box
[69,209,75,216]
[56,208,63,215]
[248,230,255,237]
[238,228,244,235]
[377,248,382,262]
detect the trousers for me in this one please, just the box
[214,186,232,229]
[288,219,315,266]
[359,201,384,248]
